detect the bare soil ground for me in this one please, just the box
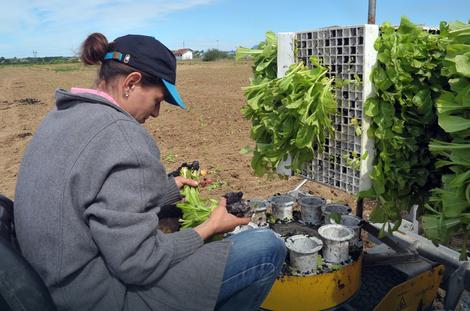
[0,61,356,208]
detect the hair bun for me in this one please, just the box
[80,33,109,65]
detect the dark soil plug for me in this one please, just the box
[14,98,43,105]
[168,160,200,177]
[224,192,253,217]
[224,191,243,205]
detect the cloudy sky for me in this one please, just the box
[1,0,469,58]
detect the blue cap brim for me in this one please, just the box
[162,79,186,110]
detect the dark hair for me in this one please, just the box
[80,33,162,87]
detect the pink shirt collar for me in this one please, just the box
[70,87,121,108]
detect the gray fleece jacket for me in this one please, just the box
[14,89,231,311]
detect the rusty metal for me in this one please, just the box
[368,0,376,24]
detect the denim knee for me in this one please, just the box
[217,229,287,305]
[250,229,287,268]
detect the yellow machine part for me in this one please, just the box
[261,256,362,311]
[374,264,444,311]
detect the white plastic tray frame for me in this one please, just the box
[276,32,296,176]
[276,25,379,194]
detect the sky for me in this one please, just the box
[0,0,469,58]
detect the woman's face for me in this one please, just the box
[124,83,166,123]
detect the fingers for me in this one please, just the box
[174,176,198,187]
[237,217,251,226]
[183,178,198,187]
[218,197,227,208]
[207,200,252,234]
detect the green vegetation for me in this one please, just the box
[242,58,336,176]
[176,167,218,228]
[236,31,278,82]
[237,20,470,256]
[202,49,231,61]
[164,152,177,163]
[358,18,470,256]
[421,22,470,257]
[360,17,447,223]
[237,32,337,176]
[206,180,224,191]
[50,64,82,72]
[0,56,79,65]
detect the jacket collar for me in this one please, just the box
[55,88,135,121]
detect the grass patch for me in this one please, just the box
[164,152,177,163]
[0,62,83,72]
[50,64,82,72]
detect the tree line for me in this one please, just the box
[0,49,237,65]
[0,56,79,65]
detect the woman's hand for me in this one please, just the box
[198,177,213,187]
[174,176,198,189]
[195,198,251,240]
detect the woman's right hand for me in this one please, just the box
[194,198,250,240]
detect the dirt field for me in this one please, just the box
[0,61,356,208]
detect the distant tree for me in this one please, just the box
[0,56,80,66]
[193,50,204,58]
[202,49,229,61]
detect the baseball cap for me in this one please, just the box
[103,35,186,109]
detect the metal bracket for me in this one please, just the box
[362,221,415,254]
[363,252,420,266]
[287,179,309,198]
[445,261,470,310]
[292,179,308,192]
[410,204,419,233]
[399,204,419,234]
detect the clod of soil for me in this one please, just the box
[17,132,32,139]
[224,191,254,217]
[271,222,321,239]
[14,98,43,105]
[224,191,244,205]
[227,201,253,217]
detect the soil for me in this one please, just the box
[223,191,253,217]
[226,201,253,217]
[271,221,321,239]
[0,61,359,212]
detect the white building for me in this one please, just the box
[173,48,193,60]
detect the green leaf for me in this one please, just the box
[358,188,376,199]
[378,223,386,239]
[364,98,379,117]
[330,212,341,224]
[392,219,402,231]
[239,145,254,155]
[295,125,314,149]
[370,206,387,223]
[235,47,263,61]
[439,115,470,133]
[240,41,336,176]
[422,214,462,244]
[236,31,278,80]
[454,54,470,77]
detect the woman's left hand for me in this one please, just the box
[174,176,198,189]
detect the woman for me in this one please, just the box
[14,33,286,311]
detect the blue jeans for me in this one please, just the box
[215,229,287,311]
